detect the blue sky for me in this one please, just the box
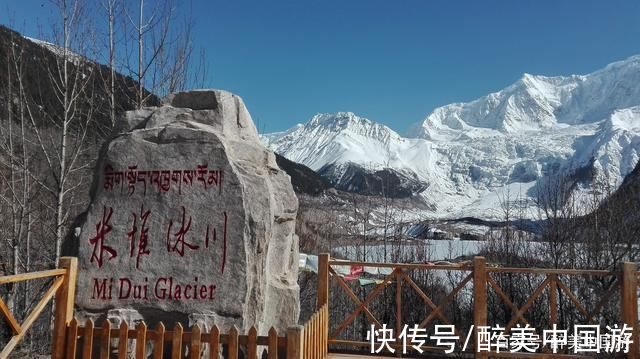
[2,0,640,133]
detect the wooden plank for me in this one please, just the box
[287,325,303,359]
[172,323,184,359]
[118,321,129,359]
[135,322,147,359]
[549,274,558,326]
[228,325,239,359]
[473,256,487,359]
[209,325,220,359]
[247,326,258,359]
[323,308,327,358]
[268,327,278,359]
[396,269,402,358]
[65,318,79,359]
[82,319,95,359]
[0,268,66,284]
[320,306,324,358]
[190,324,201,359]
[323,305,328,357]
[318,253,330,310]
[100,320,112,359]
[0,296,22,334]
[318,311,323,358]
[0,275,63,358]
[314,313,319,359]
[52,257,78,359]
[327,260,471,271]
[319,308,324,358]
[304,318,308,359]
[307,318,312,359]
[312,315,316,358]
[153,322,165,359]
[621,262,638,359]
[487,267,614,276]
[308,315,313,359]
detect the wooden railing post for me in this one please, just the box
[318,253,329,310]
[287,325,304,359]
[52,257,78,359]
[548,274,558,326]
[473,256,487,359]
[396,269,402,358]
[620,262,638,359]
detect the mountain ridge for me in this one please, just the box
[264,55,640,219]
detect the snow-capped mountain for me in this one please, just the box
[25,37,85,65]
[265,56,640,219]
[262,112,433,197]
[264,112,405,170]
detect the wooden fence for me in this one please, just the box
[4,254,639,358]
[0,257,77,359]
[64,319,287,359]
[318,254,640,359]
[303,304,328,359]
[62,315,328,359]
[0,256,328,359]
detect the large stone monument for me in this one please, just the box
[69,90,300,334]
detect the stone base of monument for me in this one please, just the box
[65,90,300,348]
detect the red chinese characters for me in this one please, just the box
[87,203,230,278]
[127,204,151,269]
[166,206,199,256]
[204,211,228,274]
[89,206,117,268]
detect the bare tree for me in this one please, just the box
[120,0,201,107]
[102,0,119,128]
[0,30,32,315]
[26,0,97,266]
[0,24,54,350]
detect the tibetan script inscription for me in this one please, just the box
[103,164,224,196]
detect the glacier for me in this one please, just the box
[264,55,640,220]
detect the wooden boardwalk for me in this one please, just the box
[328,354,441,359]
[328,354,398,359]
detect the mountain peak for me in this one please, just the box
[304,111,401,142]
[308,112,370,128]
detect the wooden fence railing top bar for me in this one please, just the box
[0,268,67,284]
[328,258,618,276]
